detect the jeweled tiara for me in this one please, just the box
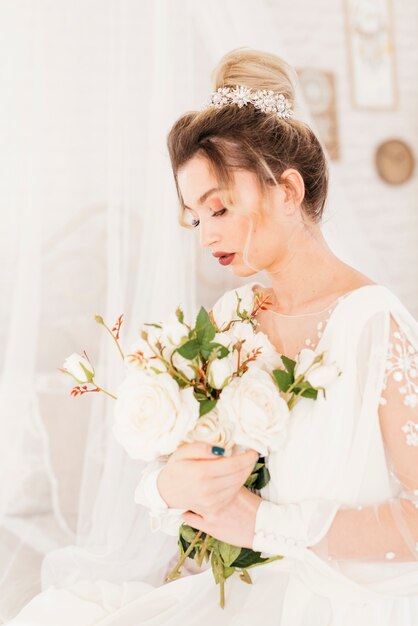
[205,85,294,119]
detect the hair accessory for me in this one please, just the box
[205,85,294,119]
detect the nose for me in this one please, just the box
[199,220,220,249]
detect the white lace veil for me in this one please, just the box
[0,0,394,620]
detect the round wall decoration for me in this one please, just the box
[375,139,415,185]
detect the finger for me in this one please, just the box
[182,511,207,531]
[174,441,222,461]
[213,468,254,489]
[205,450,259,477]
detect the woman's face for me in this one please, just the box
[177,155,300,277]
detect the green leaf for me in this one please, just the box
[293,381,318,400]
[301,388,318,399]
[211,553,220,584]
[177,340,200,360]
[272,369,293,392]
[244,473,258,488]
[281,355,296,377]
[231,548,271,568]
[218,542,242,568]
[199,399,217,417]
[200,342,229,361]
[175,306,184,324]
[195,307,216,344]
[223,566,236,580]
[254,465,270,490]
[180,524,198,543]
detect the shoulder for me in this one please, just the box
[337,284,416,327]
[347,286,418,366]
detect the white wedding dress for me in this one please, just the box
[8,282,418,625]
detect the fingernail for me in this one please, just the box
[211,446,225,456]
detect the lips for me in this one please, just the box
[213,252,236,266]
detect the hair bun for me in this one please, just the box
[211,47,296,108]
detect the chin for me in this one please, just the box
[230,264,259,278]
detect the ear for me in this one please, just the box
[279,168,305,215]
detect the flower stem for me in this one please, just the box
[215,558,226,609]
[166,530,203,581]
[93,383,117,400]
[239,569,253,584]
[195,533,210,568]
[97,318,125,361]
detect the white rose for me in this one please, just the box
[125,327,167,374]
[172,351,196,380]
[230,324,282,372]
[306,364,341,389]
[294,349,318,378]
[217,367,290,456]
[112,371,199,461]
[213,331,234,349]
[63,353,95,383]
[211,284,255,331]
[186,409,233,450]
[207,357,234,390]
[160,316,189,348]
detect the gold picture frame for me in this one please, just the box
[344,0,398,110]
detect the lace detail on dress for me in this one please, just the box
[401,421,418,447]
[380,326,418,409]
[303,300,342,349]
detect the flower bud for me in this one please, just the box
[172,351,196,380]
[63,353,95,383]
[294,349,317,378]
[306,364,341,389]
[161,317,188,347]
[207,358,233,390]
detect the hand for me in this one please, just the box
[157,442,258,516]
[182,486,263,549]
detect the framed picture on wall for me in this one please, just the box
[344,0,398,110]
[297,68,340,160]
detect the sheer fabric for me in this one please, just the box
[138,283,418,572]
[8,282,418,625]
[0,0,401,622]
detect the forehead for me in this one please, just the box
[177,156,219,209]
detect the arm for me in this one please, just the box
[135,443,259,537]
[184,315,418,560]
[313,315,418,561]
[134,459,185,536]
[253,315,418,562]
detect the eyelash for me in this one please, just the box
[191,208,227,228]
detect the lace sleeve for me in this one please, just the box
[311,315,418,561]
[252,314,418,563]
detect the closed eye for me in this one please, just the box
[192,207,227,228]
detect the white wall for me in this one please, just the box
[269,0,418,315]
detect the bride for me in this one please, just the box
[9,48,418,625]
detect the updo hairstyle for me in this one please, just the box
[167,47,329,226]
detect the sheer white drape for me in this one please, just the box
[0,0,391,621]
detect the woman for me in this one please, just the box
[9,48,418,625]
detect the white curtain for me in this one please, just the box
[0,0,390,621]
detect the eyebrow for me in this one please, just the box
[183,187,221,211]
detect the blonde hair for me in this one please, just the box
[167,47,329,226]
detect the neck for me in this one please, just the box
[264,223,348,314]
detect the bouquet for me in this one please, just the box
[60,286,340,608]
